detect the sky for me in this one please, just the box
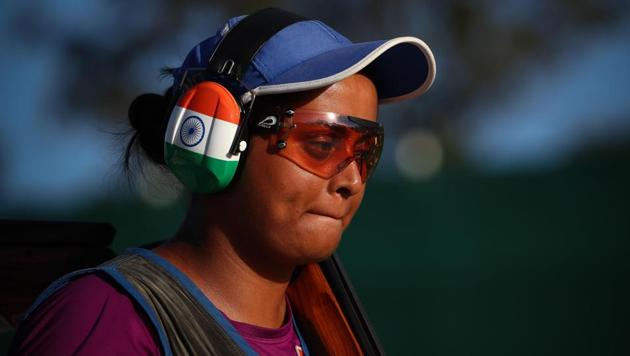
[457,18,630,172]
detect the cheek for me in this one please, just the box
[235,138,321,229]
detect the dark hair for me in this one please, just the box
[124,89,173,170]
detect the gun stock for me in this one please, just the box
[287,254,384,355]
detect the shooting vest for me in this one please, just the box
[24,248,309,356]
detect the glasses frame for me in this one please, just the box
[251,107,384,182]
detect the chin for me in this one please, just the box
[292,229,343,265]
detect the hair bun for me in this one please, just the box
[128,92,171,165]
[129,93,168,131]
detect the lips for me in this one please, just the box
[306,209,345,220]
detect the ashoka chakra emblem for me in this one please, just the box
[180,116,205,147]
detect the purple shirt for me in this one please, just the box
[11,274,304,355]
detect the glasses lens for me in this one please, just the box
[275,110,383,182]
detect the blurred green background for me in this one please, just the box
[1,0,630,355]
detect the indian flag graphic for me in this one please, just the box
[164,82,241,193]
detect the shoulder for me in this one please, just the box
[10,273,161,356]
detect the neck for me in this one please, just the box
[153,195,295,328]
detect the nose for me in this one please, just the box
[328,160,363,199]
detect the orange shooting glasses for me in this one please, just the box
[253,108,384,182]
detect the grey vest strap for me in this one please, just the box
[101,253,247,356]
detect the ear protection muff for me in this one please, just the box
[164,82,242,192]
[163,8,306,194]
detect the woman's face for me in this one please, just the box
[219,73,378,267]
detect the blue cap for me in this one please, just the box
[173,15,436,104]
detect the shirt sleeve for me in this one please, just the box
[9,273,162,356]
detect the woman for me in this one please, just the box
[10,8,435,356]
